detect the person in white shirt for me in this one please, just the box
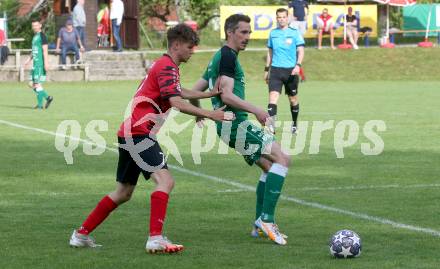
[72,0,86,49]
[110,0,124,52]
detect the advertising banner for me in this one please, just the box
[220,5,377,39]
[403,4,440,37]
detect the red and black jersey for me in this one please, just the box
[117,54,181,137]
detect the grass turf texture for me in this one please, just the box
[0,48,439,269]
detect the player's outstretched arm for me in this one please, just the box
[169,95,234,122]
[219,75,269,125]
[181,78,221,100]
[187,78,210,127]
[188,78,208,106]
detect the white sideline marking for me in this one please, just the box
[0,119,114,153]
[1,119,440,237]
[295,183,440,192]
[216,183,440,193]
[217,189,247,193]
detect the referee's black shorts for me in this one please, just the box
[116,136,168,185]
[268,66,299,96]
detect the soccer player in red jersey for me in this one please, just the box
[69,24,234,254]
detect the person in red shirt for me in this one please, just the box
[69,24,234,254]
[317,8,335,50]
[0,29,6,46]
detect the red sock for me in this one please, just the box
[149,191,169,236]
[77,195,118,235]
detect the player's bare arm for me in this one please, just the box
[188,79,210,126]
[43,44,50,72]
[181,84,220,100]
[169,95,234,122]
[219,75,269,125]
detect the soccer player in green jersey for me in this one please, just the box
[24,20,53,109]
[190,14,291,245]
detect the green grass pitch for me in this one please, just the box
[0,48,439,269]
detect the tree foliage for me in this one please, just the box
[139,0,290,31]
[0,0,55,48]
[182,0,219,30]
[139,0,175,23]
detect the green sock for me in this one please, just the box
[261,164,288,223]
[35,87,48,108]
[41,90,49,99]
[34,89,43,108]
[255,173,267,221]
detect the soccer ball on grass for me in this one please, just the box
[329,229,361,258]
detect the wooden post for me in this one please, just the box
[84,1,98,50]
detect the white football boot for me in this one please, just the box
[69,230,102,248]
[146,235,184,254]
[251,225,288,239]
[255,217,287,245]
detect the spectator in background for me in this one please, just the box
[0,28,5,46]
[56,20,85,69]
[97,3,110,47]
[346,7,359,50]
[317,8,335,50]
[72,0,86,50]
[288,0,309,36]
[110,0,124,52]
[0,28,9,65]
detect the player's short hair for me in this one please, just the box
[276,8,289,16]
[31,19,42,24]
[224,14,251,40]
[167,23,199,48]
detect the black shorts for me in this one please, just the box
[268,66,299,96]
[116,136,168,185]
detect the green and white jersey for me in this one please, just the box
[31,32,48,73]
[202,46,247,122]
[202,46,275,166]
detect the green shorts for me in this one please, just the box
[217,119,275,166]
[29,68,46,84]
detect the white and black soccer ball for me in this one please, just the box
[329,229,361,258]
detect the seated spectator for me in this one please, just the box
[317,8,335,50]
[55,20,84,69]
[346,7,359,50]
